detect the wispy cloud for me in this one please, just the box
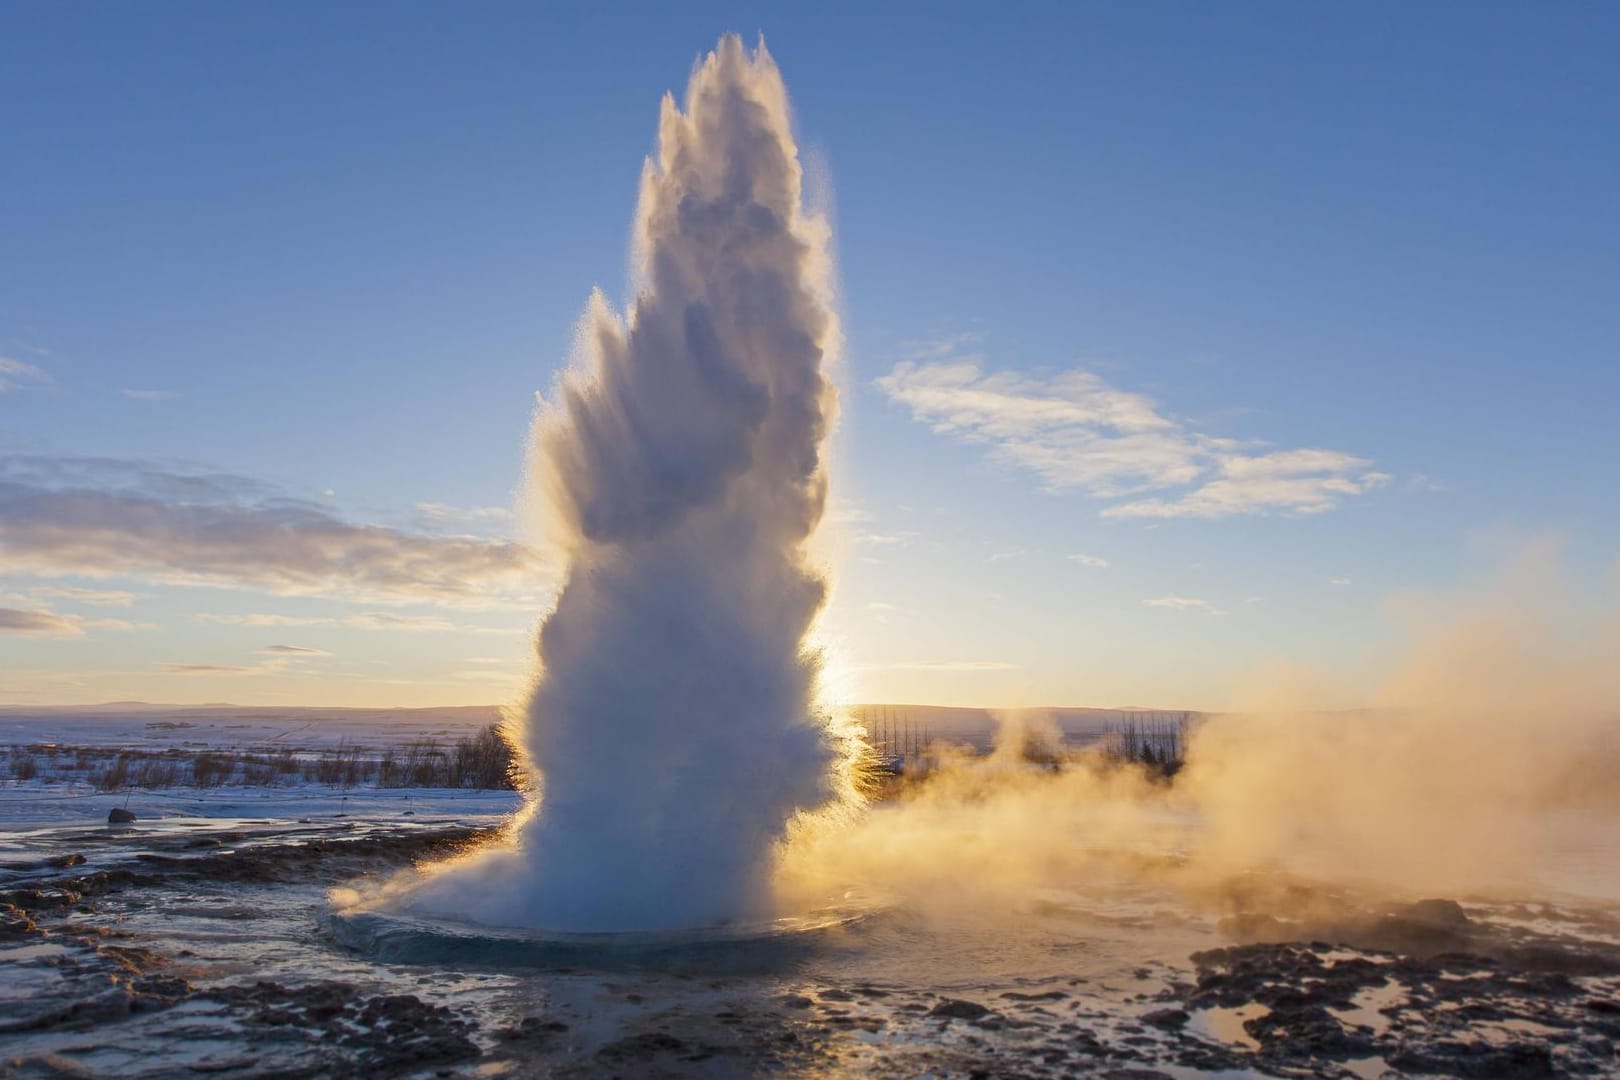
[1143,594,1227,616]
[0,456,549,607]
[1330,576,1353,586]
[1068,553,1111,568]
[195,611,522,634]
[876,348,1388,520]
[415,502,514,526]
[0,605,150,637]
[0,357,51,393]
[122,388,175,402]
[27,585,139,607]
[157,663,259,675]
[0,607,82,637]
[853,531,917,547]
[342,612,473,632]
[881,659,1022,671]
[195,613,330,628]
[1104,449,1389,520]
[451,669,522,683]
[159,643,332,676]
[1407,474,1451,493]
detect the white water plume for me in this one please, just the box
[409,35,853,932]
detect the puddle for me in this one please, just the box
[1331,979,1404,1035]
[1189,1002,1267,1050]
[1343,1055,1391,1079]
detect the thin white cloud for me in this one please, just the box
[881,660,1022,671]
[877,349,1388,520]
[0,357,51,393]
[415,502,515,525]
[823,500,873,526]
[196,613,331,627]
[987,547,1026,563]
[1330,576,1353,586]
[1068,553,1111,568]
[1105,450,1390,520]
[158,663,259,675]
[122,388,175,402]
[0,605,150,637]
[339,612,461,632]
[0,607,83,637]
[259,644,331,656]
[1143,595,1227,616]
[853,531,917,547]
[28,585,139,607]
[0,456,549,607]
[194,611,522,634]
[452,669,522,683]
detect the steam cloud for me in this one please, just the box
[778,540,1620,921]
[409,36,851,931]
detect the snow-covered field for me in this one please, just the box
[0,781,521,829]
[0,703,504,753]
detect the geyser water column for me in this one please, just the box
[409,36,850,932]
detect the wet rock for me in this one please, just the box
[1249,1000,1373,1057]
[205,981,479,1072]
[3,1052,97,1078]
[596,1031,689,1061]
[0,904,40,939]
[498,1016,569,1042]
[930,998,992,1021]
[1390,1041,1555,1078]
[1,824,499,915]
[1403,898,1470,929]
[1141,1007,1189,1030]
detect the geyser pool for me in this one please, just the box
[404,35,852,933]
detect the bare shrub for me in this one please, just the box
[191,752,235,787]
[96,754,131,792]
[451,724,517,790]
[135,757,180,788]
[401,739,446,787]
[240,754,279,786]
[308,742,371,788]
[1104,712,1193,778]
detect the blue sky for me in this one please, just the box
[3,4,1618,707]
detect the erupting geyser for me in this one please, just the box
[408,35,851,932]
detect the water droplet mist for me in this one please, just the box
[408,36,853,932]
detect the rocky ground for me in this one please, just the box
[2,814,1618,1078]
